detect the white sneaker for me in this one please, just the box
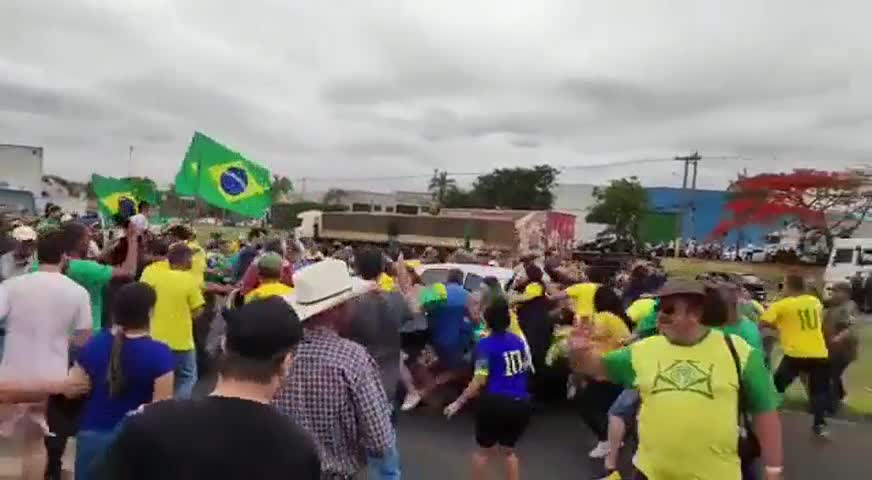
[589,441,610,458]
[401,391,422,411]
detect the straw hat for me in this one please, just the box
[283,258,363,321]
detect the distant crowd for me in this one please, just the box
[0,204,863,480]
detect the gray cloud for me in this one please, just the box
[1,0,870,190]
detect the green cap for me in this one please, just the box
[257,253,284,277]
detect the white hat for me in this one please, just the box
[283,258,363,322]
[12,226,37,242]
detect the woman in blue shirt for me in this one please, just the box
[66,282,175,479]
[444,297,531,480]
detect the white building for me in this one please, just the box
[552,183,608,244]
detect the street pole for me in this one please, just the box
[674,152,701,258]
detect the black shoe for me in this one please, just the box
[813,424,831,439]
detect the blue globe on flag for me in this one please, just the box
[118,197,137,217]
[220,166,248,197]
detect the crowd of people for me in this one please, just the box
[0,205,864,480]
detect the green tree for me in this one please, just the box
[470,165,559,209]
[271,175,294,202]
[428,169,457,206]
[586,177,648,246]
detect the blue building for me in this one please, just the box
[645,187,770,246]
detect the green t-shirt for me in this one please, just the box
[716,317,764,352]
[65,259,113,331]
[601,330,779,479]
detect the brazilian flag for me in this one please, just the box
[175,132,273,218]
[91,174,158,220]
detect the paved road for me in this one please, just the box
[397,407,870,479]
[1,396,867,479]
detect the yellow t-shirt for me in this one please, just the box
[244,281,293,304]
[187,241,207,285]
[565,282,599,317]
[522,282,545,301]
[591,311,631,352]
[603,330,778,480]
[626,298,657,325]
[378,273,395,292]
[141,263,206,351]
[145,259,170,273]
[760,295,828,358]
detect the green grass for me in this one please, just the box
[662,258,824,287]
[191,223,250,243]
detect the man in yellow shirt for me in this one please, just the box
[244,253,293,304]
[141,243,206,399]
[166,224,207,283]
[761,274,831,436]
[553,280,599,321]
[569,280,783,480]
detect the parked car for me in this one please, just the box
[416,263,516,292]
[696,271,768,302]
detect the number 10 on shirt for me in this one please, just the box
[503,350,524,376]
[798,308,819,330]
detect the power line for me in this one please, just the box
[291,155,744,184]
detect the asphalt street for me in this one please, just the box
[396,407,871,479]
[0,399,866,479]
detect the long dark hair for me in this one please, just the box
[107,283,156,397]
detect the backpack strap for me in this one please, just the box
[723,333,747,422]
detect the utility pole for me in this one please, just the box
[674,152,701,258]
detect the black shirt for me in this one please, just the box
[98,396,320,480]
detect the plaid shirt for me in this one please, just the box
[273,327,394,478]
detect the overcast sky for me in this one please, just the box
[2,0,870,193]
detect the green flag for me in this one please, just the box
[176,132,273,218]
[91,174,158,219]
[174,133,203,196]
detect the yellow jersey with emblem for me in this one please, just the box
[602,330,779,480]
[244,281,293,304]
[760,295,828,358]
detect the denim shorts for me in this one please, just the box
[608,389,640,421]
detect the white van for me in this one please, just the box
[823,238,872,295]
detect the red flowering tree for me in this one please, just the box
[712,169,872,248]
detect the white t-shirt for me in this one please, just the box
[0,271,92,381]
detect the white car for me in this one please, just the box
[415,263,516,291]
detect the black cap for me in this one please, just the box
[224,297,303,359]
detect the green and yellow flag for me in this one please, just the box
[91,174,158,219]
[175,132,273,218]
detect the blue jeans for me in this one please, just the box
[173,349,198,399]
[368,437,401,480]
[75,430,116,480]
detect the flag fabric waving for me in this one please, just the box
[175,132,273,218]
[91,174,158,219]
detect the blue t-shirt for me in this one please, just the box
[475,332,530,400]
[428,283,469,350]
[77,331,175,432]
